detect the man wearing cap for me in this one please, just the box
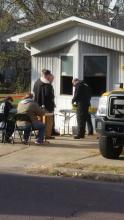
[0,96,15,142]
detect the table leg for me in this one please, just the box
[67,113,70,135]
[64,113,66,135]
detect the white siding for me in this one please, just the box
[31,27,78,55]
[31,26,124,56]
[78,26,124,52]
[119,54,124,83]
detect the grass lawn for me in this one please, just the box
[0,94,26,105]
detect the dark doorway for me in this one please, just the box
[84,56,107,96]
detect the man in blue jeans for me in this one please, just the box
[17,93,45,145]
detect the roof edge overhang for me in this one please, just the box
[8,16,124,44]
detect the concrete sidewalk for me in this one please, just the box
[0,135,124,181]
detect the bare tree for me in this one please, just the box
[1,0,124,92]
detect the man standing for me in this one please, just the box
[33,69,56,138]
[72,78,91,139]
[33,69,55,112]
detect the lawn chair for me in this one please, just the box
[13,113,37,146]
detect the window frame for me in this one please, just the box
[59,54,74,96]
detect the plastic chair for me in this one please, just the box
[13,113,37,146]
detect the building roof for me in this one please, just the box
[8,16,124,44]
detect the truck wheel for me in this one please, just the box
[99,136,123,159]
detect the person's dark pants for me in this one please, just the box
[51,114,60,135]
[87,113,93,135]
[76,104,89,137]
[6,120,15,140]
[23,125,32,141]
[51,114,55,134]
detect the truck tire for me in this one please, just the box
[99,135,123,159]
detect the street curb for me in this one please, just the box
[26,166,124,182]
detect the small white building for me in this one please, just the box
[10,16,124,133]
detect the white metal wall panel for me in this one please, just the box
[110,53,119,89]
[31,26,124,56]
[119,54,124,83]
[78,26,124,53]
[31,27,78,55]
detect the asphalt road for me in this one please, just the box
[0,173,124,220]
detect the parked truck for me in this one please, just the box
[95,84,124,159]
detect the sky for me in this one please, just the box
[109,0,117,9]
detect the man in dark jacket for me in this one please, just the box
[33,69,55,112]
[72,78,91,139]
[33,69,59,138]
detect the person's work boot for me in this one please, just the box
[88,132,93,135]
[46,136,55,139]
[52,131,60,136]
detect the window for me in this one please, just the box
[60,55,73,95]
[84,56,107,96]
